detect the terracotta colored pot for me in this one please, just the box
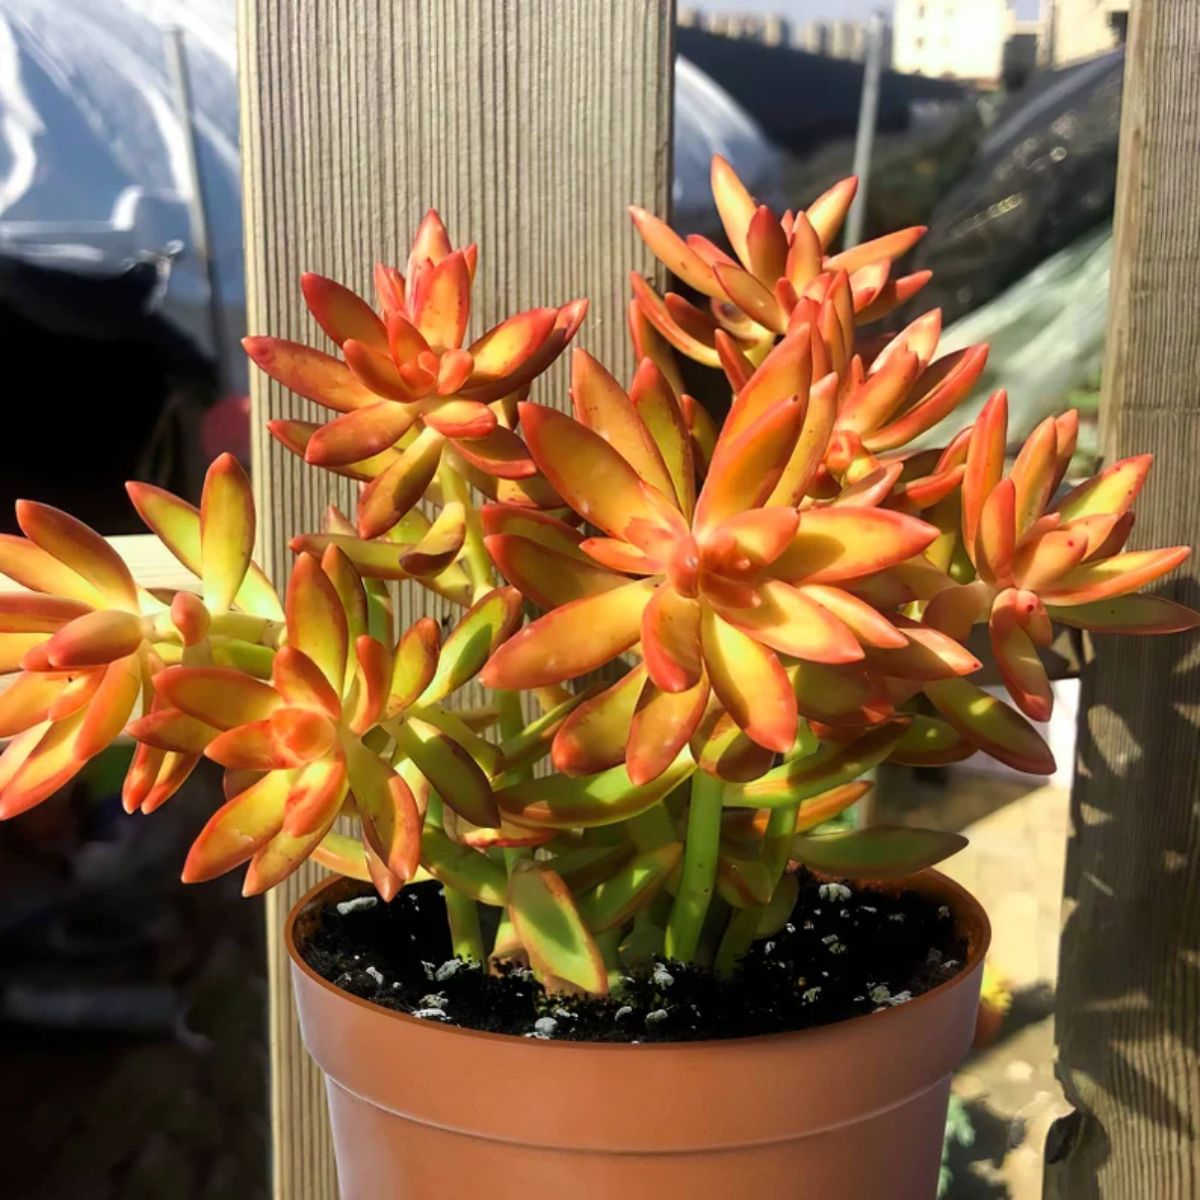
[287,871,989,1200]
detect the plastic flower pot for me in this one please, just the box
[287,871,989,1200]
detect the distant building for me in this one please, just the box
[677,8,791,48]
[893,0,1013,84]
[1039,0,1129,66]
[794,18,891,65]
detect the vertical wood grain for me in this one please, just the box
[237,3,673,1195]
[1048,3,1200,1196]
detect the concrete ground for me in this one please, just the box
[880,769,1073,1199]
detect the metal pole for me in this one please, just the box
[163,25,225,387]
[846,10,886,247]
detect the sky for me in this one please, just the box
[690,0,1041,21]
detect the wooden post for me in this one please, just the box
[1048,3,1200,1196]
[237,2,674,1194]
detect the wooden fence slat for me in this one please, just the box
[237,3,674,1195]
[1047,3,1200,1196]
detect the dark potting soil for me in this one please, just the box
[298,870,969,1043]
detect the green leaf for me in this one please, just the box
[575,843,683,932]
[496,685,598,777]
[495,750,695,830]
[392,715,499,828]
[508,861,608,994]
[756,871,799,938]
[723,720,910,809]
[419,586,523,703]
[790,826,967,878]
[420,824,507,905]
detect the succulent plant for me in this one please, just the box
[0,163,1193,995]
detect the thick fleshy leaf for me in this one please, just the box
[0,713,89,817]
[0,672,70,738]
[723,719,909,808]
[286,553,349,693]
[1046,594,1200,635]
[398,502,466,577]
[1009,417,1058,536]
[975,477,1016,585]
[181,768,290,883]
[405,209,453,279]
[792,826,966,878]
[242,800,341,896]
[0,538,106,608]
[925,677,1054,774]
[745,204,789,285]
[155,666,282,729]
[304,402,416,468]
[1054,454,1152,522]
[508,861,608,994]
[421,586,523,702]
[392,716,499,828]
[497,750,694,830]
[242,336,378,412]
[341,735,419,880]
[386,617,440,716]
[486,535,622,610]
[519,401,677,542]
[44,610,143,668]
[1012,527,1090,591]
[715,580,864,664]
[710,155,756,266]
[343,338,422,402]
[767,372,840,506]
[576,842,683,932]
[410,249,470,351]
[990,589,1053,721]
[825,224,927,275]
[888,715,975,767]
[345,635,391,734]
[198,454,256,612]
[465,307,557,388]
[356,425,446,539]
[449,425,536,479]
[791,661,891,726]
[961,390,1008,564]
[16,502,137,611]
[74,655,141,759]
[641,585,703,692]
[714,262,786,332]
[127,706,219,754]
[280,757,349,837]
[694,396,806,533]
[420,825,508,905]
[570,350,676,498]
[629,205,721,296]
[806,176,858,248]
[424,399,497,440]
[799,584,907,649]
[481,579,655,690]
[551,667,647,776]
[1040,547,1191,606]
[627,676,709,785]
[629,274,721,366]
[688,706,782,782]
[866,621,980,681]
[272,645,342,720]
[716,851,774,907]
[123,745,198,815]
[726,334,813,440]
[701,607,797,753]
[125,483,283,619]
[300,273,387,351]
[773,507,938,584]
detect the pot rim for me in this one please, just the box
[285,866,990,1054]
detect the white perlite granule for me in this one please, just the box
[819,882,852,903]
[532,1017,558,1037]
[365,966,384,986]
[335,896,378,916]
[645,1009,669,1025]
[651,963,675,988]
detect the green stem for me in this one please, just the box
[426,791,486,961]
[444,886,485,962]
[663,772,725,962]
[714,802,798,976]
[438,457,493,601]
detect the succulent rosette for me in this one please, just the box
[244,210,587,538]
[479,346,977,785]
[628,156,930,367]
[0,455,282,819]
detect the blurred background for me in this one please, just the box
[0,1,1127,1196]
